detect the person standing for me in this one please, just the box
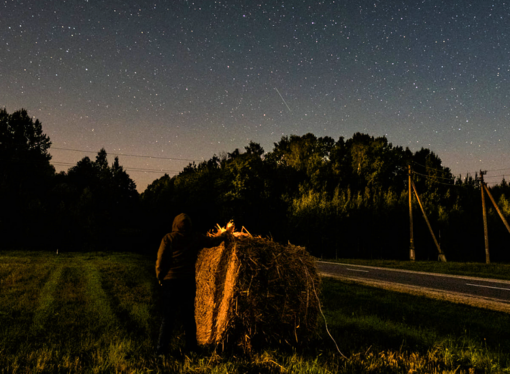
[155,213,231,355]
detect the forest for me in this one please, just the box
[2,108,510,262]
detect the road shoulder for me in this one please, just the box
[317,260,510,284]
[320,272,510,314]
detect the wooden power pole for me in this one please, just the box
[409,165,415,261]
[483,183,510,234]
[480,170,490,264]
[411,180,447,262]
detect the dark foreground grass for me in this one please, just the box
[1,251,509,373]
[322,258,510,281]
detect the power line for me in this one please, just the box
[411,171,463,187]
[122,166,181,173]
[412,170,456,181]
[126,170,177,174]
[411,160,510,177]
[52,161,181,174]
[411,161,451,172]
[483,174,509,179]
[412,169,510,188]
[52,162,76,166]
[410,161,478,177]
[51,147,201,162]
[8,146,510,183]
[2,147,198,174]
[483,167,510,173]
[425,180,460,187]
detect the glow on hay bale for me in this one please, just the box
[195,224,320,352]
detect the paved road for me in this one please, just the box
[317,261,510,312]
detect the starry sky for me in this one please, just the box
[2,0,510,191]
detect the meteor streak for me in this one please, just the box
[274,87,292,112]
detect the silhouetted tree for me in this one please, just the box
[56,149,140,250]
[0,108,55,247]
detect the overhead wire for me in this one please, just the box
[51,146,202,162]
[410,161,509,189]
[2,146,211,176]
[411,161,450,172]
[412,160,468,174]
[50,145,202,175]
[411,160,510,177]
[411,169,508,189]
[51,161,181,175]
[7,145,510,185]
[121,169,178,174]
[32,146,510,177]
[483,174,509,179]
[479,167,510,173]
[411,170,456,181]
[411,171,470,188]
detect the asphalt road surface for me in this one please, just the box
[318,261,510,313]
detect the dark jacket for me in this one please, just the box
[156,213,226,281]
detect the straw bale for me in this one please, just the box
[195,227,320,352]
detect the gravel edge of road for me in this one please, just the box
[320,272,510,315]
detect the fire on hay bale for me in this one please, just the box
[195,223,320,352]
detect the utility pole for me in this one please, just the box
[411,180,447,262]
[483,183,510,234]
[480,170,490,264]
[409,165,415,261]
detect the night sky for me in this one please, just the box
[2,0,510,191]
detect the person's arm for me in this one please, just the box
[155,235,172,284]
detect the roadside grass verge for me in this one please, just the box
[321,258,510,281]
[1,250,509,373]
[321,278,510,372]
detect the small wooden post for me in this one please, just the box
[408,165,415,261]
[483,183,510,234]
[411,180,447,262]
[480,171,490,264]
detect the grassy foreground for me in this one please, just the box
[322,258,510,281]
[1,251,510,373]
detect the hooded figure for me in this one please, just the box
[155,213,229,355]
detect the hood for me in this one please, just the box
[172,213,192,233]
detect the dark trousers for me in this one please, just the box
[157,278,197,353]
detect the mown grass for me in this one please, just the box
[1,250,509,373]
[322,258,510,281]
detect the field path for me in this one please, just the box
[318,261,510,313]
[32,263,64,330]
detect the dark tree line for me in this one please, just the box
[3,108,510,262]
[1,108,140,251]
[142,133,510,262]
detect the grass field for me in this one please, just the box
[1,251,510,373]
[321,258,510,281]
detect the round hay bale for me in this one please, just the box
[195,228,320,352]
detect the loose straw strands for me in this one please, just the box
[195,223,321,353]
